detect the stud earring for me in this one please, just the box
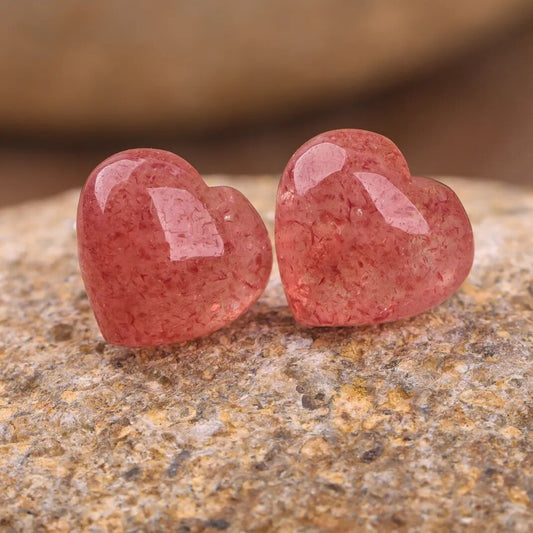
[274,129,474,326]
[77,148,272,347]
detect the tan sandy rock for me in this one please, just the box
[0,176,532,531]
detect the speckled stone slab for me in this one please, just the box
[0,177,532,532]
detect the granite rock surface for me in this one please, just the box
[0,177,532,532]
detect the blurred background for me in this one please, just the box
[1,0,532,207]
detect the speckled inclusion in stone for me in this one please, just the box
[275,129,474,326]
[77,149,272,346]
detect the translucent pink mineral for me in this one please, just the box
[275,129,474,326]
[77,149,272,346]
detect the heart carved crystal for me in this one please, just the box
[275,129,474,326]
[77,149,272,346]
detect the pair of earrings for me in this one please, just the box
[77,129,474,347]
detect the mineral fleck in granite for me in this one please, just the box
[0,176,532,532]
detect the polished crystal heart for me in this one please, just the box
[275,129,474,326]
[77,149,272,346]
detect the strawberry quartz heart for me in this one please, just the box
[77,149,272,346]
[275,129,474,326]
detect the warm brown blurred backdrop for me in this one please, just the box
[1,0,533,207]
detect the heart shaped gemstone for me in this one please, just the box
[275,129,474,326]
[77,149,272,346]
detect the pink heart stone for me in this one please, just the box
[275,129,474,326]
[77,149,272,346]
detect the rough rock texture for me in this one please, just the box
[77,149,272,346]
[276,130,474,326]
[0,176,532,532]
